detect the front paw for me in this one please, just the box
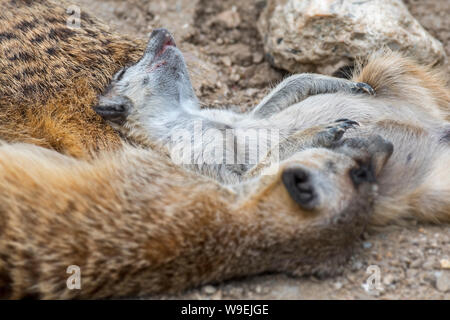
[316,119,359,147]
[351,82,375,96]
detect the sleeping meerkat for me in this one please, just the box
[95,29,450,226]
[0,126,392,299]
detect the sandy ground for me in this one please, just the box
[69,0,450,299]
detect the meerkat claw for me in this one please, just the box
[334,118,360,129]
[352,82,376,96]
[318,119,360,147]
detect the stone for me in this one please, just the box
[410,259,423,269]
[362,242,372,249]
[423,258,436,270]
[202,285,217,295]
[435,271,450,293]
[406,269,418,280]
[220,56,233,67]
[210,7,241,29]
[243,63,283,88]
[352,260,363,270]
[257,0,446,75]
[230,72,241,83]
[146,0,199,40]
[226,43,253,66]
[181,43,226,98]
[245,88,260,97]
[440,259,450,269]
[334,281,343,290]
[252,52,264,64]
[383,274,396,286]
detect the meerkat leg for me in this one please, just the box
[0,138,390,299]
[252,74,375,118]
[245,119,360,178]
[279,119,361,159]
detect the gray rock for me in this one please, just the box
[334,281,343,290]
[383,274,396,286]
[410,259,423,269]
[252,52,264,64]
[423,258,436,270]
[440,259,450,270]
[182,45,227,98]
[257,0,446,75]
[352,260,363,270]
[210,7,241,29]
[202,285,217,295]
[362,242,373,249]
[435,271,450,293]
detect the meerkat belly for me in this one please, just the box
[256,93,445,196]
[267,93,439,133]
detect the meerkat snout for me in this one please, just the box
[282,166,318,210]
[94,95,132,125]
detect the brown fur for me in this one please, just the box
[353,51,450,121]
[0,0,146,157]
[0,143,377,299]
[0,0,448,299]
[349,52,450,226]
[0,1,375,298]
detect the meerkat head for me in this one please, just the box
[234,135,393,276]
[255,135,393,216]
[94,28,197,129]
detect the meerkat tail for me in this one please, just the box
[352,50,450,121]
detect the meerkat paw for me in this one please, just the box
[316,119,360,147]
[351,82,376,96]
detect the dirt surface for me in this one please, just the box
[69,0,449,299]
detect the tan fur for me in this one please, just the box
[249,52,450,226]
[349,53,450,226]
[353,50,450,121]
[0,0,448,300]
[0,0,146,157]
[0,142,377,299]
[0,0,385,294]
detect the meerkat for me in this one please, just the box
[95,28,377,183]
[0,0,376,162]
[0,125,393,299]
[0,1,397,299]
[96,29,450,227]
[0,0,444,299]
[0,0,146,158]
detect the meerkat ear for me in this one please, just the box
[94,96,131,125]
[367,135,394,177]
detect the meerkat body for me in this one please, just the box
[98,29,450,227]
[0,130,391,299]
[0,1,448,226]
[0,0,448,299]
[0,4,393,299]
[0,0,145,157]
[248,54,450,225]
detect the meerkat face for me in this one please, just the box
[255,135,393,217]
[94,28,197,127]
[236,135,393,277]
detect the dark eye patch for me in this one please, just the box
[114,67,127,81]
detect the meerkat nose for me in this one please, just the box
[150,28,176,45]
[282,166,319,210]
